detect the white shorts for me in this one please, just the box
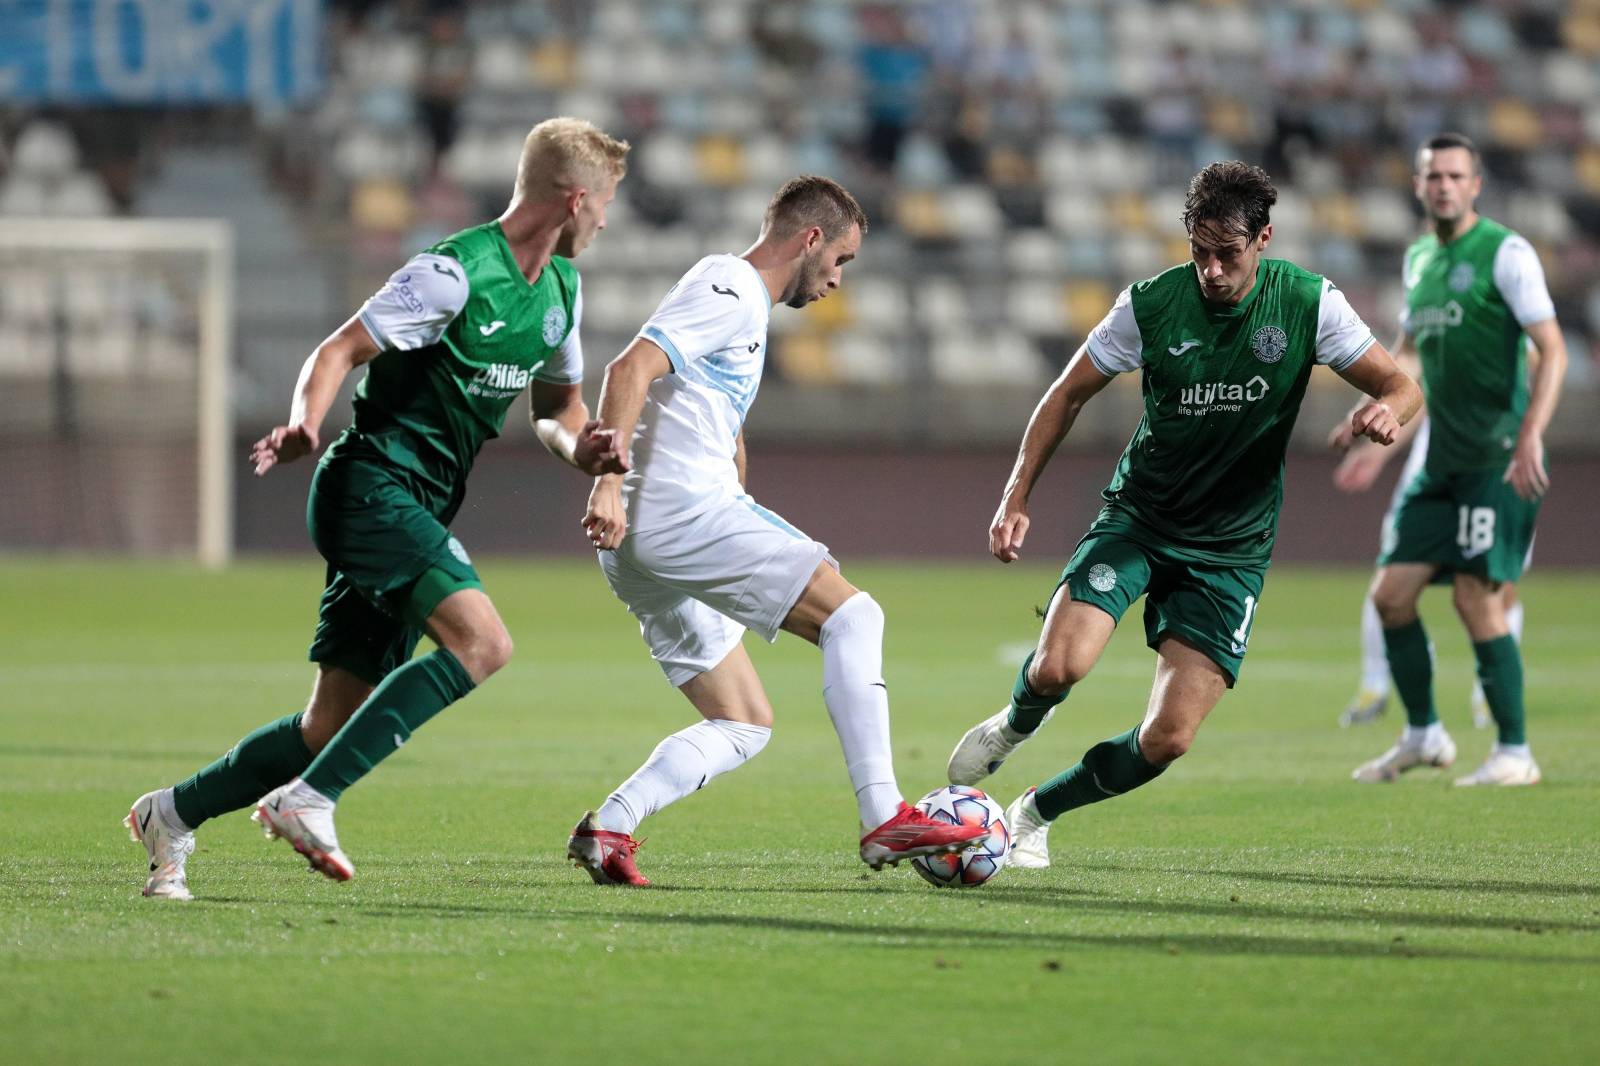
[599,494,833,686]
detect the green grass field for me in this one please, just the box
[2,559,1596,1064]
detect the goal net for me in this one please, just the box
[0,218,234,567]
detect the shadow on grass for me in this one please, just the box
[961,881,1600,935]
[269,899,1596,966]
[190,874,1599,953]
[1077,864,1600,899]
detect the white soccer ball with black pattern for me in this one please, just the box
[910,785,1010,889]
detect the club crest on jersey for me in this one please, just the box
[1088,563,1117,593]
[1448,262,1475,293]
[542,306,568,347]
[1251,326,1287,364]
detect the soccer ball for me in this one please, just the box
[909,785,1009,889]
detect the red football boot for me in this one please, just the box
[859,801,989,870]
[567,811,650,886]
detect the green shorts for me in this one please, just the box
[305,455,482,684]
[1379,466,1540,585]
[1056,524,1268,687]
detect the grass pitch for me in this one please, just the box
[2,559,1597,1065]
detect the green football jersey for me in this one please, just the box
[1402,217,1551,475]
[326,221,584,511]
[1084,259,1376,562]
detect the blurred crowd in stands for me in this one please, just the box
[3,0,1597,397]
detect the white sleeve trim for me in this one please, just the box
[1316,279,1377,370]
[357,253,468,351]
[536,274,584,384]
[1083,287,1143,374]
[1492,235,1557,328]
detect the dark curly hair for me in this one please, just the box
[1181,161,1278,240]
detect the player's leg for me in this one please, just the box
[572,561,772,885]
[124,569,394,900]
[1008,636,1228,869]
[255,581,496,881]
[1352,561,1458,781]
[783,562,993,868]
[1003,548,1255,868]
[1471,580,1523,729]
[1453,574,1539,786]
[948,531,1144,787]
[297,584,505,798]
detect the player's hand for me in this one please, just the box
[248,424,318,476]
[1504,432,1548,501]
[989,499,1030,564]
[1327,416,1357,451]
[582,477,627,550]
[1332,443,1390,493]
[1350,402,1399,446]
[572,420,630,477]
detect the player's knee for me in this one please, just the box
[1370,586,1417,627]
[1029,650,1091,694]
[455,626,513,682]
[1139,727,1192,766]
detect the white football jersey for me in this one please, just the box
[626,254,772,533]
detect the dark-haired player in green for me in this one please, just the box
[946,161,1422,867]
[1351,133,1567,787]
[125,117,632,898]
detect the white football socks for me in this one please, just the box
[1402,721,1447,750]
[818,592,903,829]
[597,718,771,836]
[1359,595,1390,694]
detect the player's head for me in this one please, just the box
[761,176,868,309]
[1182,160,1277,305]
[515,117,631,257]
[1414,132,1482,225]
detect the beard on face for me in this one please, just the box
[785,250,825,309]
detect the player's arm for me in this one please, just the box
[734,426,747,488]
[1333,341,1421,447]
[249,315,380,476]
[582,337,673,550]
[527,381,626,476]
[990,347,1114,563]
[252,252,467,476]
[1507,317,1567,500]
[1329,334,1426,493]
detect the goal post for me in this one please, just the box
[0,218,235,568]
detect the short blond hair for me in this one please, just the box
[515,117,630,198]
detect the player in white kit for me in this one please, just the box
[566,176,988,885]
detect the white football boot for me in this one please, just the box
[1004,788,1051,869]
[252,778,354,881]
[1455,748,1541,787]
[947,706,1051,786]
[1351,730,1457,783]
[1338,686,1389,728]
[1469,683,1493,730]
[124,789,195,901]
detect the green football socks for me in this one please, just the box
[1473,635,1526,746]
[1006,651,1067,735]
[1033,726,1165,821]
[1383,620,1438,728]
[301,648,475,802]
[171,712,312,830]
